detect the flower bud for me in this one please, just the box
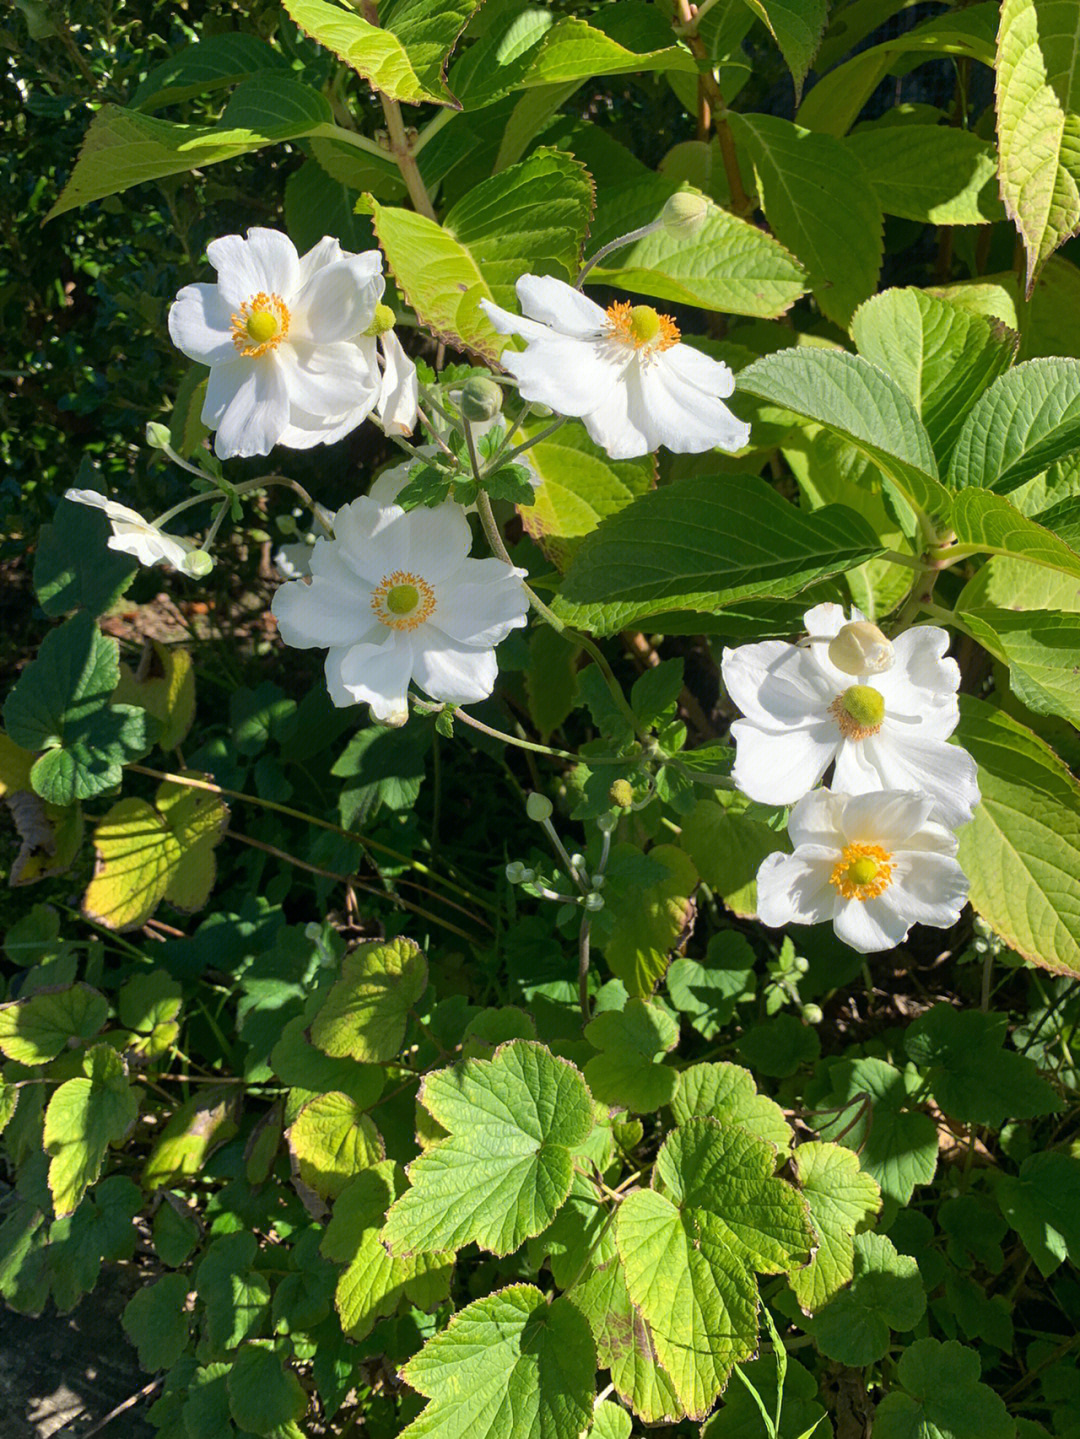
[793,955,810,975]
[145,421,172,450]
[364,303,397,337]
[180,549,214,579]
[662,190,709,236]
[459,376,503,422]
[526,792,553,823]
[609,778,634,809]
[828,621,894,676]
[583,891,605,912]
[803,1003,824,1026]
[506,861,526,884]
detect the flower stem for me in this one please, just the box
[576,220,665,288]
[411,698,628,765]
[379,93,438,221]
[411,105,455,156]
[672,0,751,216]
[492,414,567,469]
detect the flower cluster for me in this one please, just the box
[723,603,978,952]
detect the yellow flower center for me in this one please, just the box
[829,683,885,740]
[829,843,894,901]
[606,300,680,353]
[231,292,291,357]
[364,303,397,337]
[371,570,436,630]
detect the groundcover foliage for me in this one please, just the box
[3,0,1080,1436]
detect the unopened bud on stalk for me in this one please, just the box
[506,861,526,884]
[609,779,635,809]
[661,190,709,236]
[180,550,215,579]
[828,620,894,676]
[526,792,553,823]
[583,891,605,912]
[803,1003,824,1026]
[364,303,397,337]
[459,376,503,422]
[145,421,172,450]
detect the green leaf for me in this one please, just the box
[846,125,1005,225]
[143,1087,240,1190]
[43,1045,139,1217]
[591,1400,632,1439]
[0,983,108,1064]
[952,488,1080,580]
[873,1338,1015,1439]
[665,930,756,1039]
[34,497,137,617]
[739,348,951,527]
[364,147,592,361]
[286,1091,384,1200]
[153,1199,200,1268]
[132,33,290,110]
[331,722,430,828]
[790,1142,882,1313]
[384,1041,593,1257]
[227,1343,308,1435]
[270,1015,384,1113]
[46,76,337,219]
[183,1362,234,1439]
[995,1151,1080,1275]
[569,1256,683,1423]
[519,421,655,570]
[681,795,790,919]
[617,1118,814,1418]
[737,1012,820,1078]
[521,5,697,86]
[737,0,828,101]
[113,641,197,754]
[961,606,1080,725]
[601,844,698,996]
[583,998,679,1113]
[310,937,428,1063]
[997,0,1080,291]
[729,113,882,327]
[811,1056,937,1206]
[956,695,1080,974]
[525,625,580,736]
[527,1167,617,1288]
[122,1273,192,1372]
[195,1232,271,1353]
[948,359,1080,493]
[46,1176,141,1313]
[401,1285,595,1439]
[851,288,1018,462]
[552,474,884,635]
[671,1061,793,1154]
[808,1232,926,1365]
[4,612,150,806]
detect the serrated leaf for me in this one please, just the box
[590,1400,632,1439]
[286,1091,384,1200]
[122,1272,192,1371]
[0,983,108,1064]
[665,931,756,1039]
[400,1285,596,1439]
[383,1041,593,1257]
[671,1061,793,1154]
[113,642,196,753]
[738,0,828,100]
[227,1343,308,1435]
[952,488,1080,580]
[3,612,150,806]
[195,1232,271,1353]
[322,1160,452,1339]
[34,496,137,617]
[956,695,1080,974]
[617,1118,813,1417]
[997,0,1080,292]
[153,1199,200,1268]
[806,1232,925,1365]
[602,844,697,996]
[43,1045,138,1217]
[521,5,697,87]
[527,1167,617,1289]
[552,474,884,636]
[310,937,428,1063]
[790,1142,882,1313]
[730,113,882,327]
[525,624,580,736]
[681,796,790,919]
[46,76,337,219]
[365,147,592,361]
[270,1015,384,1114]
[702,1354,828,1439]
[811,1056,937,1206]
[874,1337,1014,1439]
[846,125,1005,225]
[851,288,1018,462]
[583,999,679,1113]
[948,359,1080,493]
[47,1176,141,1313]
[906,1005,1060,1127]
[995,1150,1080,1275]
[331,724,430,829]
[143,1087,239,1189]
[961,603,1080,718]
[132,33,290,110]
[570,1256,683,1423]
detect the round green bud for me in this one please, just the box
[526,792,553,823]
[793,955,810,975]
[364,303,397,337]
[661,190,709,235]
[841,684,885,731]
[460,376,503,422]
[596,812,618,834]
[180,549,215,579]
[506,861,526,884]
[803,1003,824,1026]
[829,620,894,676]
[145,421,172,450]
[609,778,635,809]
[583,891,605,912]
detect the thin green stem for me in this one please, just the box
[411,699,627,764]
[576,220,664,288]
[379,93,438,220]
[411,105,455,156]
[324,122,395,160]
[493,414,566,469]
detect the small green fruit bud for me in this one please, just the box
[803,1003,824,1026]
[828,620,894,676]
[460,376,503,422]
[840,684,885,731]
[609,779,635,809]
[506,861,526,884]
[662,190,709,235]
[596,812,618,834]
[180,549,214,579]
[526,792,553,823]
[145,421,172,450]
[364,303,397,337]
[583,891,605,912]
[793,955,810,975]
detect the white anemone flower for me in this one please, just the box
[364,316,419,436]
[756,789,969,953]
[721,603,980,829]
[271,496,530,722]
[479,274,750,460]
[168,230,385,459]
[65,488,205,575]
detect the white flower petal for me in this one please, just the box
[331,633,415,719]
[430,559,530,647]
[756,851,836,928]
[297,235,345,285]
[730,719,838,805]
[377,329,419,435]
[662,342,736,398]
[516,275,608,336]
[721,640,835,726]
[801,603,849,640]
[168,284,237,366]
[291,252,384,343]
[272,566,378,650]
[411,635,499,706]
[786,789,850,849]
[275,406,371,449]
[837,790,936,847]
[637,355,751,453]
[887,851,968,926]
[479,297,553,343]
[65,489,142,525]
[210,355,290,459]
[276,339,377,420]
[501,334,622,420]
[844,731,980,829]
[403,502,474,584]
[833,896,911,952]
[207,229,300,305]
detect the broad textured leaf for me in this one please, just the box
[227,1343,308,1434]
[851,288,1018,462]
[0,984,108,1065]
[3,612,150,806]
[811,1056,937,1205]
[951,488,1080,580]
[310,937,428,1063]
[790,1142,882,1313]
[322,1161,453,1339]
[739,348,951,526]
[995,1151,1080,1275]
[948,359,1080,492]
[383,1041,593,1256]
[522,5,697,86]
[113,642,196,753]
[400,1285,595,1439]
[286,1091,384,1200]
[43,1046,138,1217]
[997,0,1080,291]
[122,1273,192,1371]
[132,33,290,110]
[616,1118,814,1417]
[570,1257,683,1423]
[957,696,1080,974]
[47,77,337,219]
[730,113,882,326]
[904,1004,1060,1126]
[552,474,885,635]
[808,1232,926,1365]
[584,999,679,1113]
[364,148,591,361]
[143,1088,240,1189]
[270,1015,384,1112]
[738,0,829,100]
[955,607,1080,725]
[681,795,790,919]
[195,1232,271,1353]
[601,844,697,996]
[671,1061,793,1154]
[34,497,136,617]
[47,1176,141,1313]
[874,1338,1014,1439]
[665,931,756,1039]
[846,125,1005,225]
[283,0,480,105]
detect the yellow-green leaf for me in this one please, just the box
[43,1045,139,1217]
[602,844,698,996]
[286,1091,384,1199]
[113,642,196,753]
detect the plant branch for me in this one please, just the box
[672,0,750,215]
[379,94,438,220]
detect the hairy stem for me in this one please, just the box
[379,94,438,221]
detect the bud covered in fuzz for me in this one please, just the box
[459,376,503,422]
[526,792,553,823]
[378,707,410,729]
[583,891,605,912]
[180,550,215,579]
[662,190,709,236]
[828,620,894,676]
[145,421,172,450]
[609,778,635,809]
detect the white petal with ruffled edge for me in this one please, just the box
[756,850,836,927]
[833,897,911,953]
[412,637,499,706]
[834,730,980,829]
[208,355,291,459]
[376,329,419,435]
[730,720,839,806]
[64,489,195,571]
[167,284,237,366]
[207,229,301,307]
[329,633,415,720]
